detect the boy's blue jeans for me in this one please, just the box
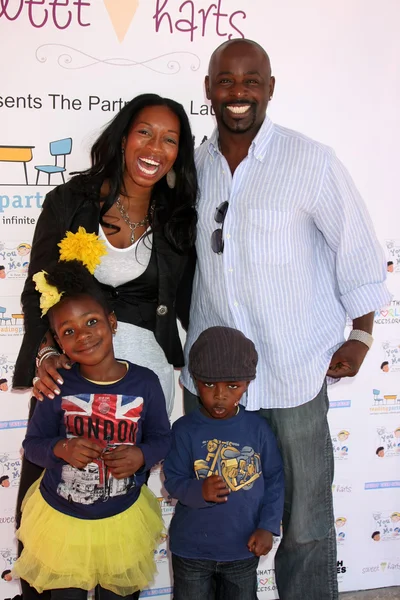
[172,554,259,599]
[183,381,338,600]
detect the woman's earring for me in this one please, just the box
[121,148,125,171]
[166,169,176,189]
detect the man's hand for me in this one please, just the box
[103,445,145,479]
[327,340,369,378]
[247,529,273,557]
[202,475,230,503]
[54,438,102,469]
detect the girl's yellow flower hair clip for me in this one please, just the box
[33,227,107,316]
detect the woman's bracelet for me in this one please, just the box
[36,350,60,368]
[37,345,58,358]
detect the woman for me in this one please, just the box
[13,93,197,600]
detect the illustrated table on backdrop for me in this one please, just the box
[0,145,35,184]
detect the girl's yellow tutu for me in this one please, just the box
[13,479,164,595]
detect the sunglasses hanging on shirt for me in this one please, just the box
[211,201,229,254]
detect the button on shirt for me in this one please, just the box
[181,116,391,410]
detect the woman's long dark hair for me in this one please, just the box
[79,94,197,253]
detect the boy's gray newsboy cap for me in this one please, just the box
[189,326,258,382]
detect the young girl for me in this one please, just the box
[12,231,171,600]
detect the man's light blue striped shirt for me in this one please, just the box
[181,116,391,409]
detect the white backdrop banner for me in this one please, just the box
[1,1,399,598]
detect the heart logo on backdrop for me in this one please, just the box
[380,562,387,572]
[103,0,139,42]
[380,310,389,317]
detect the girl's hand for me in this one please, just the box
[54,438,103,469]
[33,353,73,401]
[103,445,145,479]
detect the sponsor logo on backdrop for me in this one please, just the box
[158,495,175,517]
[0,420,28,430]
[0,548,17,574]
[0,137,72,187]
[0,452,22,489]
[329,399,351,409]
[362,560,400,575]
[332,429,350,461]
[140,588,173,598]
[0,301,24,337]
[375,300,400,325]
[150,462,162,477]
[257,568,277,594]
[0,1,250,79]
[0,242,30,279]
[371,511,400,543]
[332,482,353,494]
[153,545,169,564]
[335,516,347,546]
[0,193,42,214]
[375,425,400,459]
[365,481,400,490]
[337,560,347,584]
[370,389,400,415]
[0,355,15,393]
[386,240,400,273]
[0,0,247,41]
[380,342,400,373]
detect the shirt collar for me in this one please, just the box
[207,114,274,163]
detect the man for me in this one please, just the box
[181,39,390,600]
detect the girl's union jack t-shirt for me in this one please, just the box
[23,362,171,519]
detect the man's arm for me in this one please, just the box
[328,312,374,378]
[314,150,391,378]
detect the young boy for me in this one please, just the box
[163,326,284,600]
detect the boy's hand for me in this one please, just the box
[202,475,230,503]
[103,445,145,479]
[247,529,273,557]
[54,438,102,469]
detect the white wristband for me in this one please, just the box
[348,329,373,350]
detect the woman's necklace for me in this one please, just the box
[115,196,151,244]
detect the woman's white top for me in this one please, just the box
[95,227,174,416]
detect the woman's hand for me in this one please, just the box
[33,353,73,401]
[103,445,145,479]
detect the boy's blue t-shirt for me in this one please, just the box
[23,361,171,519]
[163,407,284,561]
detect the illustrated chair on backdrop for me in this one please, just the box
[35,138,72,185]
[0,306,12,325]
